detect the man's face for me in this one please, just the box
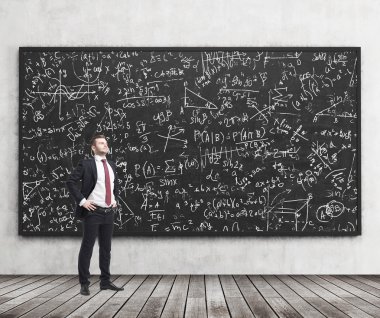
[92,138,109,155]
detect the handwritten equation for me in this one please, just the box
[19,47,360,235]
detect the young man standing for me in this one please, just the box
[66,133,124,295]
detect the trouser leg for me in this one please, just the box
[98,222,114,284]
[78,220,99,285]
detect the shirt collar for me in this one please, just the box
[94,154,107,162]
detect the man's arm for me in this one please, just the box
[66,159,86,205]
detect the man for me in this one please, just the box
[66,133,124,295]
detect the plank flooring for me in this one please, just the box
[0,275,380,317]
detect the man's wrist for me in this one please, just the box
[79,198,86,206]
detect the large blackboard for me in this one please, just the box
[19,47,361,236]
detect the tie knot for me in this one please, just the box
[101,159,106,163]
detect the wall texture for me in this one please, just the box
[0,0,378,274]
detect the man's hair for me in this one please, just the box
[90,133,107,147]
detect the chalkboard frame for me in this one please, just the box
[19,46,361,237]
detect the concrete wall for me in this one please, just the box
[0,0,378,274]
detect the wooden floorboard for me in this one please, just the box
[205,275,230,318]
[184,275,207,318]
[294,275,374,318]
[1,275,380,317]
[277,275,350,318]
[249,275,303,318]
[263,275,325,318]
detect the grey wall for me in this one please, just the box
[0,0,378,274]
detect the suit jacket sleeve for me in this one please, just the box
[66,159,86,205]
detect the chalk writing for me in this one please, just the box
[19,47,360,236]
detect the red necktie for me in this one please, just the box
[101,159,111,206]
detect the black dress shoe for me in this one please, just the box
[80,283,90,295]
[100,282,124,291]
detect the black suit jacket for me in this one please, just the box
[66,157,119,219]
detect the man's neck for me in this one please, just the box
[95,154,106,160]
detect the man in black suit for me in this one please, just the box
[66,133,124,295]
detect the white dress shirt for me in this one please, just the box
[79,154,116,208]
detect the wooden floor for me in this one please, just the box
[1,275,380,317]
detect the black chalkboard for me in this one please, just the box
[19,47,361,236]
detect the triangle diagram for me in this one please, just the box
[23,180,43,200]
[184,87,218,110]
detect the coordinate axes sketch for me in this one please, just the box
[19,47,361,236]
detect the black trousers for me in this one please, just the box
[78,207,115,285]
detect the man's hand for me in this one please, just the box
[111,202,117,208]
[82,200,97,211]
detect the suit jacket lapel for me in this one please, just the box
[90,157,97,180]
[109,161,116,174]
